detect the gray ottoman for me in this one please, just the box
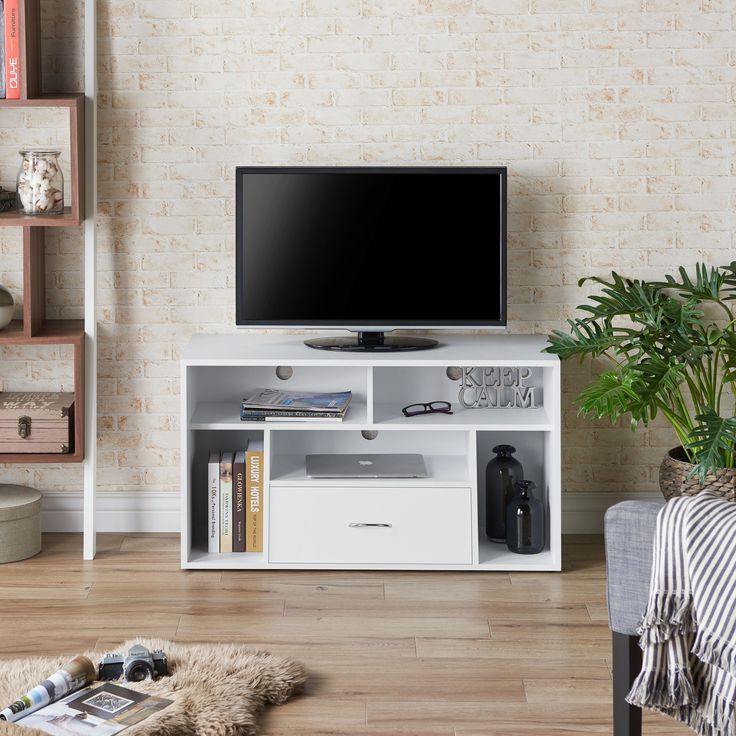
[0,484,42,563]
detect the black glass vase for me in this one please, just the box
[506,479,545,555]
[485,444,524,543]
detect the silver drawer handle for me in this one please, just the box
[349,523,392,528]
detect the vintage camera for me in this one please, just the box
[98,644,168,682]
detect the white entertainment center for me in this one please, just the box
[180,333,561,572]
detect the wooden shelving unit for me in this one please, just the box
[0,1,85,464]
[0,0,96,536]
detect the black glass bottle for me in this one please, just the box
[485,444,524,543]
[506,479,545,555]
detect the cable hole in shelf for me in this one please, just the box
[275,366,293,380]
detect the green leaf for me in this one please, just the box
[662,333,710,368]
[685,409,736,484]
[629,355,687,423]
[720,261,736,300]
[575,371,639,424]
[544,320,626,360]
[660,263,728,304]
[577,272,664,321]
[660,298,703,331]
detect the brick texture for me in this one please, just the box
[1,1,735,496]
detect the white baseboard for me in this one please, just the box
[561,491,663,534]
[41,491,180,533]
[40,490,663,535]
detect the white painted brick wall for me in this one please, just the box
[1,0,734,496]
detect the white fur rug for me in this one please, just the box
[0,639,306,736]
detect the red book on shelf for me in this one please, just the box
[4,0,19,99]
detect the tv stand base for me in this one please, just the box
[304,332,439,352]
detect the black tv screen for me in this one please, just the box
[236,166,507,328]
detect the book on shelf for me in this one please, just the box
[240,388,352,422]
[3,0,19,100]
[245,439,264,553]
[219,451,234,554]
[0,2,6,100]
[232,447,248,553]
[207,450,220,555]
[208,443,262,554]
[17,682,172,734]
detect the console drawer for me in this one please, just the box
[269,485,473,565]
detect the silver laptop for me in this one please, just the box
[306,453,428,479]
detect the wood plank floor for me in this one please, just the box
[0,534,689,735]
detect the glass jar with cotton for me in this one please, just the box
[16,150,64,216]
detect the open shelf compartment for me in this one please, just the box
[187,364,369,429]
[0,336,85,463]
[372,365,552,430]
[0,95,85,226]
[475,430,561,571]
[184,428,267,567]
[270,429,471,487]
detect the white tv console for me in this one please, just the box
[180,334,561,572]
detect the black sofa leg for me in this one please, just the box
[612,631,642,736]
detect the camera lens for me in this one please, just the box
[125,661,153,682]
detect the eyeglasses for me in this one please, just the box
[402,401,453,417]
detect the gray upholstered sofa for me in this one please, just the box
[604,500,664,736]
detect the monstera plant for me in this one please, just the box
[545,262,736,495]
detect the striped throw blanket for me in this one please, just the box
[627,491,736,736]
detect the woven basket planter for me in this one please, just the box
[659,446,736,501]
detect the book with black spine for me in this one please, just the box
[241,408,345,422]
[233,448,247,553]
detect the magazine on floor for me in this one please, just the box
[16,683,172,735]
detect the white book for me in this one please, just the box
[220,451,235,554]
[207,450,220,555]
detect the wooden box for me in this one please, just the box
[0,392,74,454]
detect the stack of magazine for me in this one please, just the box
[240,388,352,422]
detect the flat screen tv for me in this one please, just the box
[236,166,507,351]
